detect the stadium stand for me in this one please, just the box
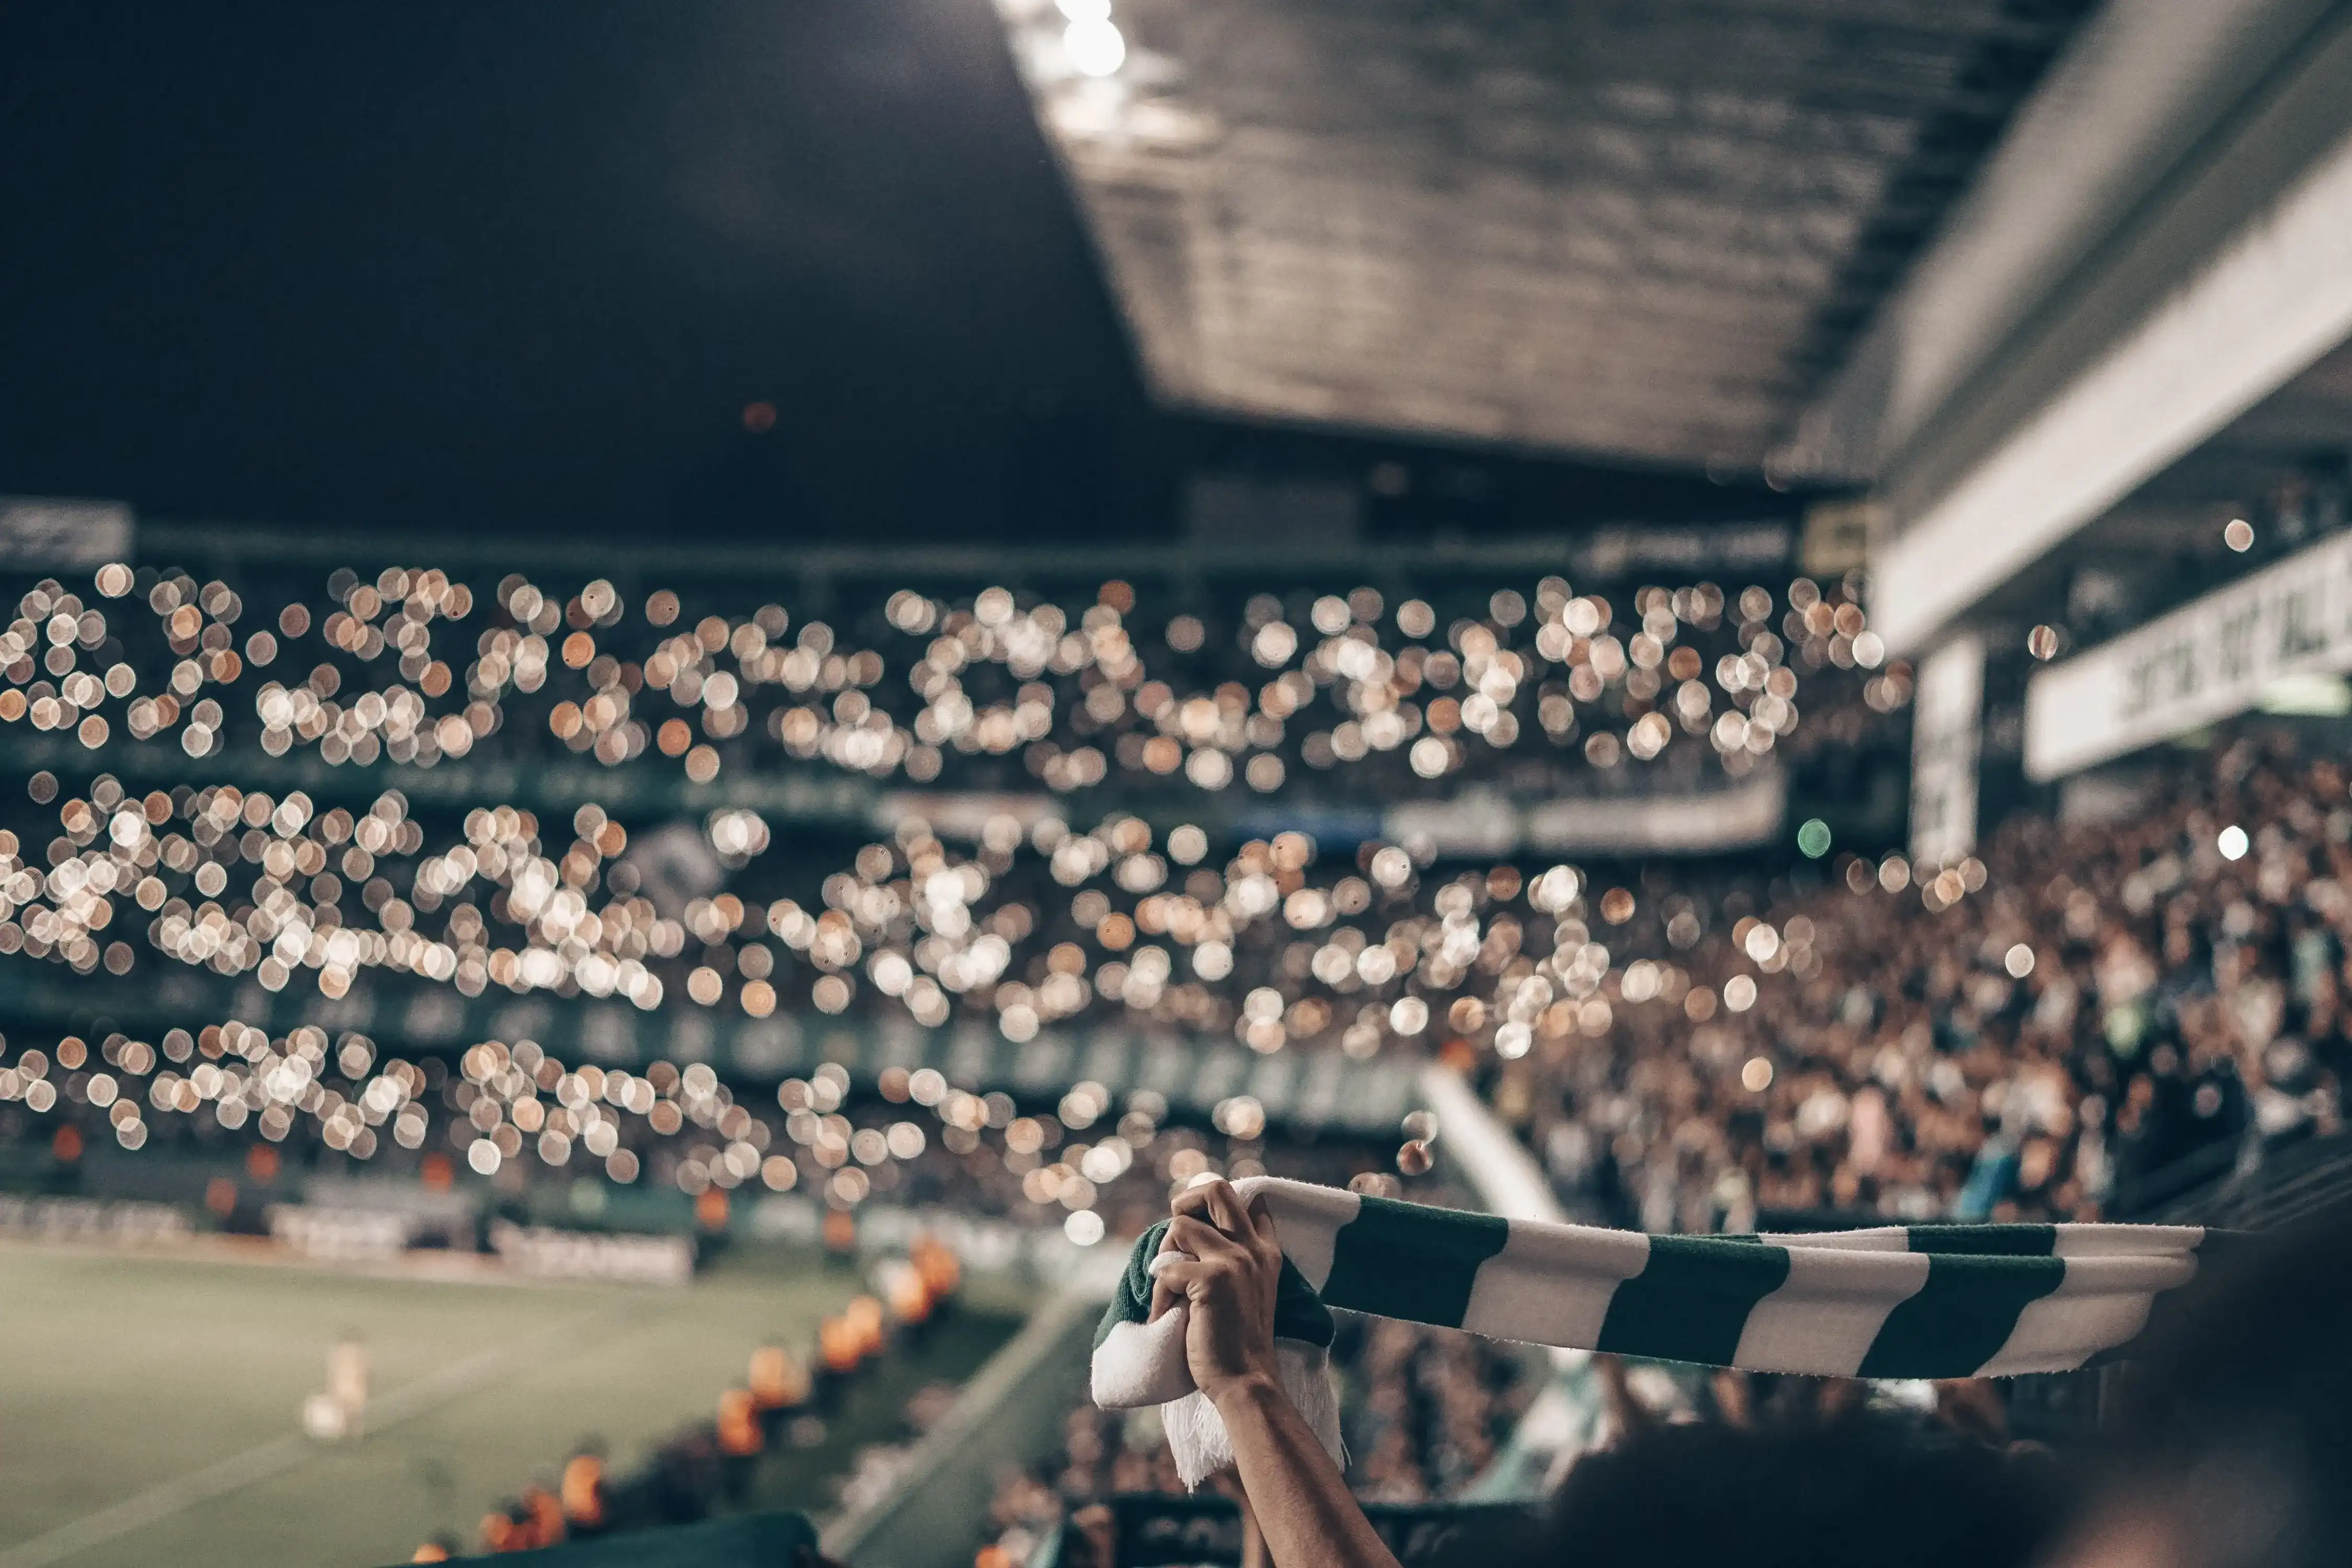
[0,556,1896,1249]
[7,687,2340,1253]
[0,555,1893,838]
[1510,737,2351,1231]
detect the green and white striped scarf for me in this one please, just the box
[1092,1177,2221,1486]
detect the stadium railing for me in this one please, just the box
[385,1508,817,1567]
[2127,1125,2352,1230]
[1056,1493,1533,1568]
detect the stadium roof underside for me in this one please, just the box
[1907,333,2352,625]
[995,0,2096,469]
[1797,0,2352,654]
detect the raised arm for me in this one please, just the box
[1149,1179,1404,1568]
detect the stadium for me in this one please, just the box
[1,3,2350,1566]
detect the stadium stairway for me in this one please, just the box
[1413,1066,1608,1498]
[818,1249,1123,1568]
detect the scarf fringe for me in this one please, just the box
[1161,1342,1343,1491]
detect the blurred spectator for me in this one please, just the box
[2048,1201,2352,1568]
[1531,1402,2065,1568]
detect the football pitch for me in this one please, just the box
[0,1239,1029,1568]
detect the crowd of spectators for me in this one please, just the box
[0,1028,1406,1262]
[0,559,1895,1022]
[1514,734,2349,1229]
[12,732,2348,1248]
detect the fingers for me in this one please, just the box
[1244,1194,1280,1256]
[1171,1179,1219,1221]
[1173,1178,1285,1275]
[1166,1215,1248,1264]
[1152,1210,1250,1318]
[1157,1257,1259,1311]
[1201,1179,1252,1240]
[1175,1177,1253,1241]
[1149,1257,1218,1300]
[1149,1229,1189,1319]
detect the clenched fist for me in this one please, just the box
[1147,1178,1284,1400]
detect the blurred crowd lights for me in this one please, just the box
[0,555,1963,1209]
[0,783,1997,1170]
[0,1006,1202,1229]
[0,753,2000,1112]
[0,557,1905,1056]
[0,563,1900,825]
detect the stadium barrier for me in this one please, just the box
[1057,1494,1536,1568]
[0,1192,189,1246]
[385,1508,817,1567]
[267,1201,414,1261]
[307,1173,480,1245]
[486,1219,695,1284]
[747,1192,1101,1285]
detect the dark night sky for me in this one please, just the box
[0,2,1779,548]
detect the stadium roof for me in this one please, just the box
[2128,336,2352,509]
[999,0,2096,469]
[1941,332,2352,637]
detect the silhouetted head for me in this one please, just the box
[2046,1203,2352,1568]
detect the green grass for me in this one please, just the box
[0,1240,1028,1568]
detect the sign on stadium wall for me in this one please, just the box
[0,495,134,567]
[1911,633,1983,866]
[2024,531,2352,780]
[1387,767,1785,857]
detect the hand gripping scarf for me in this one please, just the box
[1091,1177,2222,1488]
